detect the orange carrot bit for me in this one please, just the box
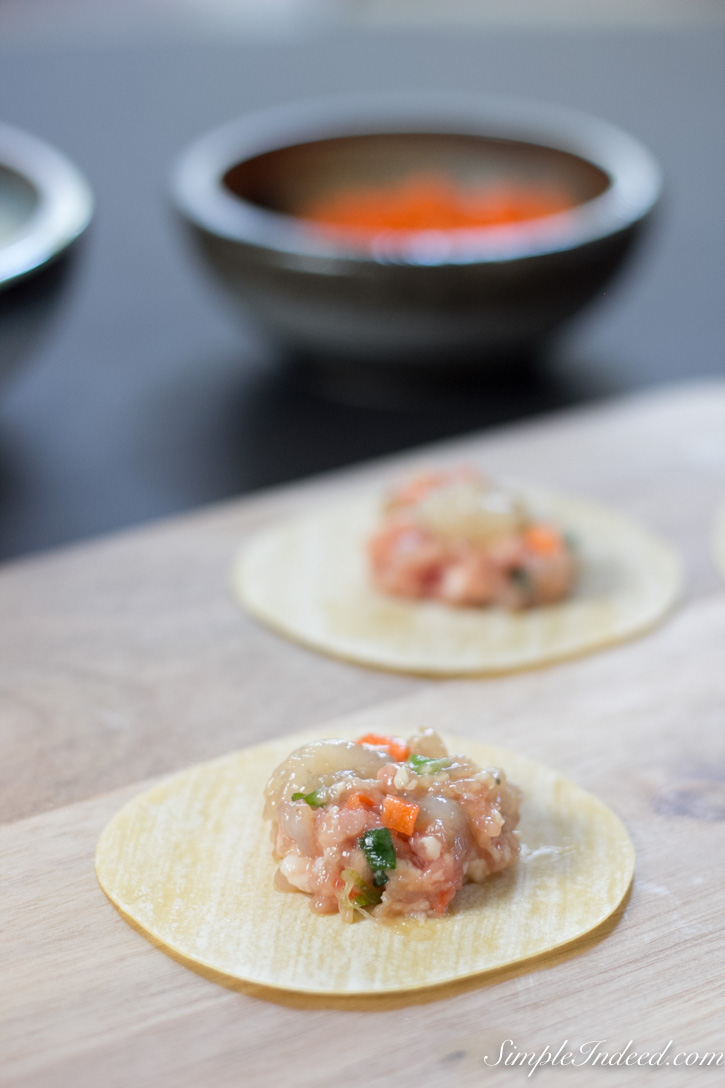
[431,887,457,914]
[523,523,564,556]
[345,792,376,811]
[381,795,420,837]
[355,733,410,762]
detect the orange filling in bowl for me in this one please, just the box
[299,171,577,237]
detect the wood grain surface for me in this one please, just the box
[1,382,724,1086]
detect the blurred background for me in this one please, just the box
[0,0,723,560]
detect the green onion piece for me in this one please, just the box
[563,531,577,552]
[509,566,531,589]
[359,827,397,888]
[356,884,383,906]
[291,788,326,808]
[340,868,383,910]
[407,753,452,775]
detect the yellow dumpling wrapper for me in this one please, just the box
[233,487,681,676]
[96,730,634,997]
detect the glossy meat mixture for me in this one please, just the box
[368,468,577,609]
[264,730,521,921]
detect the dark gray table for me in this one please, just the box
[1,22,723,559]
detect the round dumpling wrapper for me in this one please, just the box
[96,729,635,997]
[232,486,681,676]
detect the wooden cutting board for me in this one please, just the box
[1,382,724,1087]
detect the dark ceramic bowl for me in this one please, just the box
[172,95,661,367]
[0,123,93,386]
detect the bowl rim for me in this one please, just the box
[0,122,94,291]
[171,92,662,266]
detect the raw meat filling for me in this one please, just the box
[264,730,522,921]
[367,468,577,609]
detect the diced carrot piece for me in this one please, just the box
[431,887,457,914]
[345,792,376,811]
[386,739,410,762]
[523,523,563,556]
[381,795,420,837]
[356,733,410,762]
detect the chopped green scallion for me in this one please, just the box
[339,869,382,918]
[291,788,326,808]
[407,753,452,775]
[509,566,531,590]
[359,827,397,887]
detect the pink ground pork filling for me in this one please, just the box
[264,730,522,921]
[367,468,577,609]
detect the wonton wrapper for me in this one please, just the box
[96,729,634,997]
[233,488,681,675]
